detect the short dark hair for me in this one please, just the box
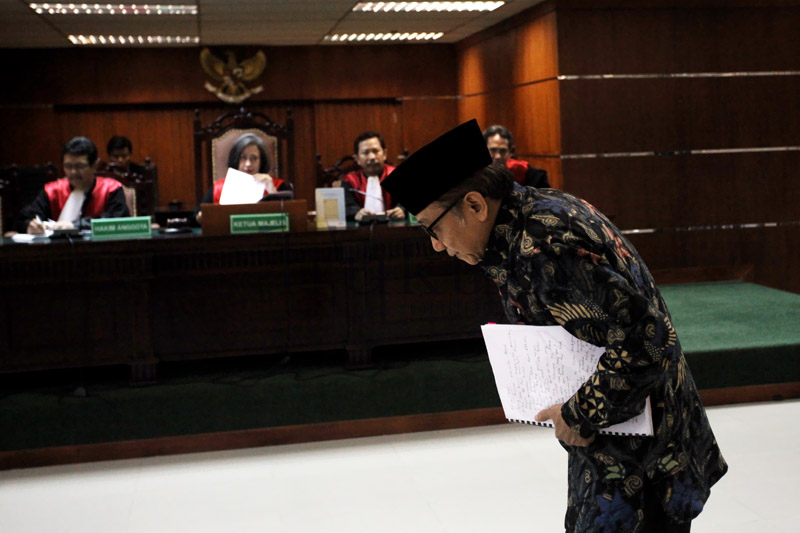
[63,136,98,165]
[434,162,515,210]
[227,133,270,173]
[353,131,386,155]
[107,135,133,154]
[482,125,514,148]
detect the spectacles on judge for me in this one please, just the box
[419,197,462,241]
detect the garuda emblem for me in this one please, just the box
[200,48,266,104]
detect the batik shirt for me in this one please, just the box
[480,184,727,532]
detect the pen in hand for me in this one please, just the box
[28,215,46,235]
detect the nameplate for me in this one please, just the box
[230,213,289,234]
[91,216,152,240]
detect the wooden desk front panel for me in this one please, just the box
[0,226,505,374]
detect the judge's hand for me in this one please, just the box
[386,206,405,220]
[253,173,276,193]
[27,218,45,234]
[535,403,595,447]
[354,208,374,222]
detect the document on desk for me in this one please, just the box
[481,324,653,437]
[219,167,266,205]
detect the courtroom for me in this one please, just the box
[1,2,799,532]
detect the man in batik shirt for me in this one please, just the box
[382,120,727,533]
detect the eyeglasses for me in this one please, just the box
[64,163,90,172]
[419,197,462,241]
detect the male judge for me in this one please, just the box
[483,124,549,188]
[382,120,726,532]
[106,135,146,175]
[341,131,405,222]
[17,137,129,234]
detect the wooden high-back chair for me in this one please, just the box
[315,153,359,189]
[193,107,294,203]
[96,158,159,216]
[0,163,58,233]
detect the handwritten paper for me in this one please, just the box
[481,324,653,437]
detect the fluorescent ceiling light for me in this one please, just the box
[324,32,444,42]
[352,2,504,12]
[30,3,197,15]
[68,34,199,45]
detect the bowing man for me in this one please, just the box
[382,120,726,532]
[340,131,405,222]
[17,136,130,234]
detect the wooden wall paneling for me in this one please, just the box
[284,104,317,205]
[626,226,800,295]
[556,7,800,75]
[513,11,560,85]
[0,108,61,168]
[460,29,518,95]
[457,93,489,129]
[300,45,457,100]
[313,101,404,168]
[399,98,459,152]
[457,7,558,94]
[558,77,800,155]
[561,151,800,230]
[511,81,562,156]
[457,46,490,97]
[0,50,62,106]
[0,46,458,107]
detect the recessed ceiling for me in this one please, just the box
[0,0,545,48]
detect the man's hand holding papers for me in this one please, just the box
[535,403,595,447]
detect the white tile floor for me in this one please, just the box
[1,400,797,533]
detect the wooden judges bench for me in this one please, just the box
[0,224,505,381]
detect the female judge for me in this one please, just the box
[195,133,290,223]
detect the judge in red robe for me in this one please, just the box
[340,131,405,222]
[483,124,550,188]
[17,136,129,234]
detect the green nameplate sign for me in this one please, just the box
[230,213,289,234]
[91,216,152,240]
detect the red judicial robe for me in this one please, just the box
[44,177,125,220]
[506,158,549,188]
[340,165,398,209]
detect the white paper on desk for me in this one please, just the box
[481,324,653,437]
[219,167,266,205]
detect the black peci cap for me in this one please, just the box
[381,119,492,215]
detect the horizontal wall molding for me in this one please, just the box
[621,220,800,236]
[525,146,800,159]
[559,71,800,80]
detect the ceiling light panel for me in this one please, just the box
[323,31,444,43]
[352,2,504,13]
[67,34,199,45]
[29,3,197,16]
